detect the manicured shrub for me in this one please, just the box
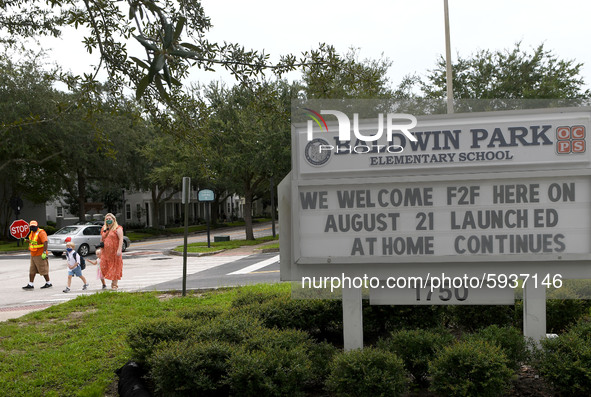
[127,318,199,364]
[377,328,454,385]
[230,288,288,308]
[430,339,513,397]
[307,341,338,388]
[535,321,591,395]
[465,325,529,369]
[177,305,223,321]
[569,319,591,340]
[255,295,343,343]
[445,305,516,332]
[241,326,335,390]
[192,312,264,345]
[363,305,445,342]
[325,347,408,397]
[242,326,314,352]
[227,345,313,397]
[546,299,591,333]
[149,339,233,397]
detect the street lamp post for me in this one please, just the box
[444,0,454,114]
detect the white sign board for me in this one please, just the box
[282,106,591,349]
[295,109,591,178]
[295,175,591,263]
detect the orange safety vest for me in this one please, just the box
[28,229,47,255]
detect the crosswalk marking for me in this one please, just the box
[23,255,249,302]
[227,255,279,275]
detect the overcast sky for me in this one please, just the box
[40,0,591,91]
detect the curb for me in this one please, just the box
[166,249,225,257]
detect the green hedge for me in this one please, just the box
[377,328,454,385]
[227,345,313,397]
[535,320,591,395]
[464,325,529,370]
[325,347,408,397]
[149,340,234,396]
[126,286,591,396]
[127,317,200,364]
[430,339,513,397]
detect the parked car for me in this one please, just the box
[48,224,131,257]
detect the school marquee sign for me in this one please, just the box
[285,107,591,265]
[279,105,591,348]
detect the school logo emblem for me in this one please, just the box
[556,126,586,154]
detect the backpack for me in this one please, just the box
[72,252,86,270]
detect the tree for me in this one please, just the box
[205,80,293,240]
[301,46,395,100]
[1,0,336,110]
[135,122,207,227]
[0,50,65,236]
[51,93,148,222]
[421,43,591,106]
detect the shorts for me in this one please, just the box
[68,266,83,277]
[30,255,49,275]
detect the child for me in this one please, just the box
[63,242,89,293]
[86,248,107,289]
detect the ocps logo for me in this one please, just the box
[556,126,586,154]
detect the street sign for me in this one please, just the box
[182,177,191,204]
[10,220,29,239]
[198,189,214,202]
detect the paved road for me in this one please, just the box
[0,222,280,320]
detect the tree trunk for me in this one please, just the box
[150,187,162,228]
[212,196,220,225]
[244,182,254,240]
[77,169,86,223]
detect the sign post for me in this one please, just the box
[282,104,591,349]
[10,196,24,246]
[181,177,190,296]
[198,189,215,248]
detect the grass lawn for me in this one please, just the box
[0,284,289,396]
[126,218,273,242]
[174,235,279,253]
[0,240,29,252]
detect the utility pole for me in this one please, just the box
[444,0,454,114]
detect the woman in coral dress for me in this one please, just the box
[100,213,124,289]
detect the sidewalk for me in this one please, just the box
[0,236,279,323]
[0,304,53,322]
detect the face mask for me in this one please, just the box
[66,248,73,252]
[30,226,38,232]
[106,219,113,225]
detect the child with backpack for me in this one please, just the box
[63,241,89,293]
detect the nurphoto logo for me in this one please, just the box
[303,108,418,166]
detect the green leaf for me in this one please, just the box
[150,53,166,74]
[130,56,150,69]
[163,23,173,49]
[154,75,170,102]
[136,74,151,100]
[169,49,199,59]
[162,64,172,87]
[180,42,201,53]
[142,0,161,14]
[173,17,186,41]
[134,35,158,52]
